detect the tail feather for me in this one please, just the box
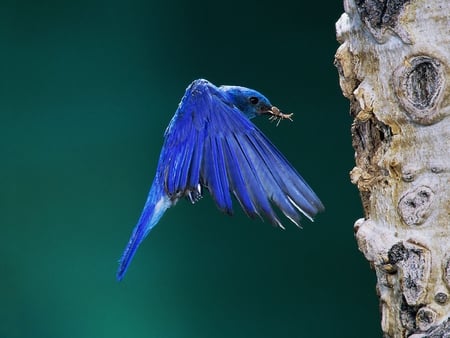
[117,183,170,281]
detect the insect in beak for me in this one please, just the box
[266,106,294,126]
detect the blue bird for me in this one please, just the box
[117,79,324,280]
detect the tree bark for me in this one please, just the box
[334,0,450,337]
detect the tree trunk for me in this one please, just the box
[334,0,450,337]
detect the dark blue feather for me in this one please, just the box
[222,136,259,218]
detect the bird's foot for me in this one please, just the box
[186,184,203,204]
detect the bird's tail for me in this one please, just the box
[117,182,171,281]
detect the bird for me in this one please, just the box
[117,78,324,280]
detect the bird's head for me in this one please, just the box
[219,85,275,119]
[219,85,293,125]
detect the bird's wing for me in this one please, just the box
[157,80,324,227]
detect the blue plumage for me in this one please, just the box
[117,79,324,280]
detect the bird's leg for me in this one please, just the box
[267,106,294,126]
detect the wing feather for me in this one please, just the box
[250,131,324,218]
[228,133,283,226]
[222,137,259,218]
[158,79,323,226]
[202,136,233,214]
[187,130,204,190]
[240,132,302,225]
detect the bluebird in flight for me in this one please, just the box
[117,79,324,280]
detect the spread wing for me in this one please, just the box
[156,79,324,227]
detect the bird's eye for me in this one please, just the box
[249,97,259,105]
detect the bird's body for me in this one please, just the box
[117,79,324,280]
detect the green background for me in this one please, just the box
[1,1,381,337]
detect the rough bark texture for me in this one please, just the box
[335,0,450,337]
